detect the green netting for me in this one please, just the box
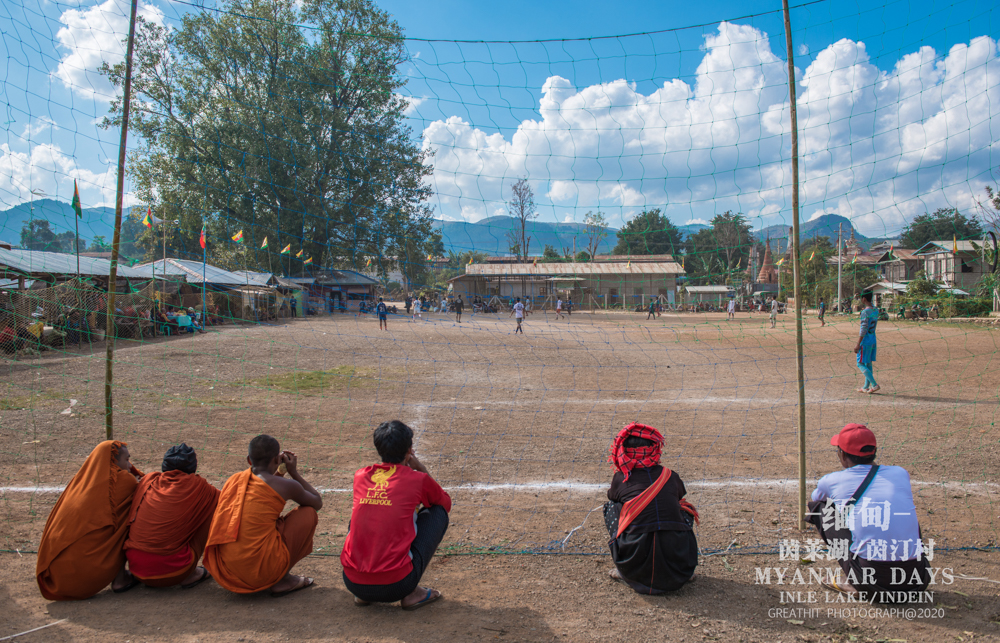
[1,0,998,566]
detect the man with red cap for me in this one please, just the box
[603,422,699,595]
[807,424,930,602]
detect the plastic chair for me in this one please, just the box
[176,315,194,333]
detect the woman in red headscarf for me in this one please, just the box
[604,422,699,594]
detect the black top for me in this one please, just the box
[454,300,463,312]
[607,465,692,533]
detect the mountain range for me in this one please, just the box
[1,200,872,257]
[0,198,119,248]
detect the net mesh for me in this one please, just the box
[1,0,999,558]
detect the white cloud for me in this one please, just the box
[21,117,59,139]
[798,43,810,57]
[685,218,709,226]
[563,214,574,223]
[421,23,1000,237]
[398,95,426,117]
[0,141,132,209]
[54,0,165,101]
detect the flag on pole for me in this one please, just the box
[366,257,372,267]
[280,244,291,255]
[426,254,433,261]
[777,257,785,266]
[627,260,631,268]
[142,207,153,228]
[953,234,958,254]
[808,250,815,262]
[261,237,268,249]
[296,249,303,258]
[467,256,473,265]
[850,253,857,264]
[199,225,206,249]
[71,180,82,218]
[232,230,244,243]
[304,257,313,265]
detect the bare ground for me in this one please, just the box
[1,309,999,641]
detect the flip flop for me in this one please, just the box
[270,576,314,597]
[181,567,211,589]
[354,596,372,607]
[820,579,856,595]
[112,574,140,594]
[401,588,441,611]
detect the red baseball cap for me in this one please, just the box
[830,423,877,456]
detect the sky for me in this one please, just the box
[1,0,998,243]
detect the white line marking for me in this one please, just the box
[3,479,996,495]
[0,620,67,641]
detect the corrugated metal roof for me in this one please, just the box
[0,248,146,279]
[231,270,304,290]
[467,261,684,276]
[685,285,735,293]
[133,258,249,286]
[915,240,987,255]
[312,270,380,286]
[0,278,35,290]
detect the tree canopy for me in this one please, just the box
[101,0,435,272]
[683,212,753,285]
[900,208,983,249]
[612,209,683,256]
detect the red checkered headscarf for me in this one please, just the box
[609,422,663,481]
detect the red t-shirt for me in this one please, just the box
[340,463,452,585]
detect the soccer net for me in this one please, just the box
[1,0,998,558]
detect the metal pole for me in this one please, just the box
[75,212,80,277]
[162,216,167,302]
[104,0,139,440]
[837,223,843,312]
[783,0,808,530]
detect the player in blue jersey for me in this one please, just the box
[855,292,879,394]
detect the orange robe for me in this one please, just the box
[124,470,220,585]
[203,469,291,593]
[36,440,143,601]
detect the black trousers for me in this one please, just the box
[343,505,449,603]
[806,499,929,603]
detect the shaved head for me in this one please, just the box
[248,434,280,468]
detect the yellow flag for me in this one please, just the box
[467,256,473,265]
[809,250,815,261]
[777,257,785,266]
[260,236,268,249]
[953,234,958,254]
[427,254,433,261]
[296,249,303,258]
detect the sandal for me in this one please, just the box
[354,596,371,607]
[270,576,314,597]
[820,579,856,595]
[112,573,140,594]
[181,567,211,589]
[401,587,441,611]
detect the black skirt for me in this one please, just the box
[605,501,698,594]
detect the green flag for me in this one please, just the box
[71,180,82,218]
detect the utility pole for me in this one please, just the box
[837,223,843,313]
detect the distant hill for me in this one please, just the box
[0,198,118,247]
[754,214,870,252]
[437,216,618,256]
[437,216,711,256]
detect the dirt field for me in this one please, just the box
[2,308,999,641]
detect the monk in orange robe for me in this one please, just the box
[204,435,322,596]
[36,440,144,600]
[124,443,220,588]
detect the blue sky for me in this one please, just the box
[1,0,998,244]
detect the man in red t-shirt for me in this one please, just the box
[341,420,452,610]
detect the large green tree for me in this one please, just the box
[900,208,983,249]
[683,211,753,285]
[101,0,434,272]
[613,208,683,256]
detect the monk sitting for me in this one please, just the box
[36,440,144,600]
[204,435,322,596]
[124,443,220,588]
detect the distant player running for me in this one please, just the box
[647,300,657,320]
[555,298,564,319]
[509,298,525,334]
[376,297,388,331]
[818,298,826,327]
